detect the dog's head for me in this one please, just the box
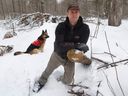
[42,30,49,39]
[38,29,49,40]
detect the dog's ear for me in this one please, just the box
[44,29,49,38]
[42,30,45,35]
[44,29,47,33]
[45,29,47,32]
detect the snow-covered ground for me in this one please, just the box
[0,18,128,96]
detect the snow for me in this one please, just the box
[56,0,64,4]
[0,18,128,96]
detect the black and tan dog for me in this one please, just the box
[14,30,49,56]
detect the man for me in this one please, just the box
[33,3,91,93]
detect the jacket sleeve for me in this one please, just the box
[80,24,90,44]
[75,24,90,52]
[55,23,75,50]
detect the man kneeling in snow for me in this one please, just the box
[32,3,91,93]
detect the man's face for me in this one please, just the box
[67,9,80,26]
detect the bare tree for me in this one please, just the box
[12,0,15,13]
[0,0,128,19]
[0,0,5,19]
[108,0,123,26]
[79,0,88,16]
[72,0,79,4]
[5,0,10,18]
[40,1,44,13]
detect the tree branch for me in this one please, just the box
[69,84,89,89]
[68,89,84,96]
[92,56,109,65]
[97,59,128,69]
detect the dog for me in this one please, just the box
[14,29,49,56]
[0,45,13,56]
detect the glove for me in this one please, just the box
[67,49,92,65]
[75,43,89,53]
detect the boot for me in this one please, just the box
[32,81,45,93]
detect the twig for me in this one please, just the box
[110,59,128,65]
[27,79,31,96]
[97,81,102,87]
[92,56,108,65]
[104,31,126,96]
[92,52,116,57]
[96,81,102,96]
[98,59,128,69]
[124,61,128,65]
[104,52,116,57]
[68,89,84,96]
[116,42,128,55]
[96,91,104,96]
[69,84,89,89]
[102,70,117,96]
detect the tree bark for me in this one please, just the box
[108,0,123,26]
[0,0,5,19]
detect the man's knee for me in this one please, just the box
[39,76,48,85]
[62,71,74,85]
[62,77,74,85]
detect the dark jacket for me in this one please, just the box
[54,16,90,59]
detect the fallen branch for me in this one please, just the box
[104,52,116,57]
[69,84,89,89]
[68,84,90,96]
[96,91,104,96]
[124,61,128,65]
[97,59,128,69]
[68,89,84,96]
[110,59,128,65]
[96,81,102,96]
[92,56,108,65]
[92,52,116,58]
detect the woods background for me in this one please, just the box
[0,0,128,20]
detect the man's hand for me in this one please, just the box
[75,43,89,53]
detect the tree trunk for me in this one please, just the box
[12,0,15,13]
[0,0,5,19]
[108,0,123,26]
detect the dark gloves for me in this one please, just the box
[63,42,89,53]
[75,43,89,53]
